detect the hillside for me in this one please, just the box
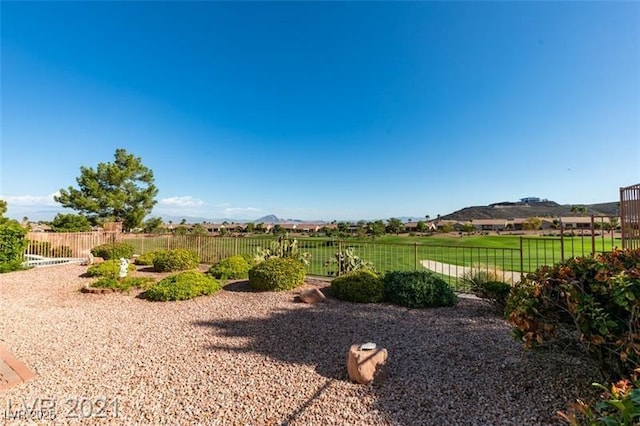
[440,201,619,221]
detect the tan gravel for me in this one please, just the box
[0,264,600,425]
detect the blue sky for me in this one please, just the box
[1,2,639,222]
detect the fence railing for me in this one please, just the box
[621,183,640,249]
[25,231,121,258]
[23,232,624,293]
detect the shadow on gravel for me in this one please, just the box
[194,297,598,424]
[221,280,257,293]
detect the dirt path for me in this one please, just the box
[420,260,522,283]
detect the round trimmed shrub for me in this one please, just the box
[144,271,221,301]
[208,255,251,279]
[248,258,306,291]
[152,249,200,272]
[384,270,457,308]
[91,242,134,260]
[86,259,136,278]
[330,270,384,303]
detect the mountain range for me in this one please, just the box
[438,201,619,221]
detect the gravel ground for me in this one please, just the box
[0,264,600,425]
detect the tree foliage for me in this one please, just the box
[54,149,158,231]
[368,220,386,239]
[51,213,92,232]
[386,218,404,235]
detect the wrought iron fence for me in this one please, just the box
[621,183,640,249]
[23,230,626,292]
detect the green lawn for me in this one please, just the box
[122,233,621,291]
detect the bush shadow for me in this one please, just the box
[194,296,597,424]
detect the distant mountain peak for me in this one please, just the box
[254,214,280,223]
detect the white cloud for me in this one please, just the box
[158,196,205,207]
[224,207,262,214]
[0,192,60,206]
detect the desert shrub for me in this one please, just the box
[86,259,135,278]
[144,271,221,301]
[134,251,158,266]
[330,270,384,303]
[208,255,250,279]
[91,242,134,260]
[557,369,640,425]
[152,248,200,272]
[0,259,26,274]
[506,249,640,380]
[0,222,28,264]
[91,276,155,292]
[324,247,375,276]
[51,245,73,258]
[254,238,310,265]
[459,266,511,292]
[474,281,512,314]
[384,271,457,308]
[27,240,52,256]
[248,258,306,291]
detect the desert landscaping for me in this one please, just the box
[0,263,599,425]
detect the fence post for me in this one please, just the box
[338,240,343,276]
[560,226,565,262]
[414,242,418,270]
[590,215,596,256]
[519,237,524,277]
[234,237,238,255]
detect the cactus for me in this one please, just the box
[325,247,375,276]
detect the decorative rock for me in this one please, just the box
[347,343,388,384]
[92,257,105,264]
[298,289,326,304]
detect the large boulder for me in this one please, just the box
[298,288,326,304]
[346,343,388,384]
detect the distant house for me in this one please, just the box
[471,219,508,231]
[559,216,610,230]
[434,220,464,232]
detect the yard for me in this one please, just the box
[0,264,599,425]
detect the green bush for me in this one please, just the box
[0,222,28,264]
[91,242,134,260]
[152,248,200,272]
[238,252,256,267]
[330,270,384,303]
[506,249,640,380]
[384,271,457,308]
[144,271,221,301]
[557,372,640,425]
[474,281,511,314]
[91,276,155,292]
[208,255,251,279]
[0,259,26,274]
[248,257,306,291]
[86,259,136,278]
[134,251,158,266]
